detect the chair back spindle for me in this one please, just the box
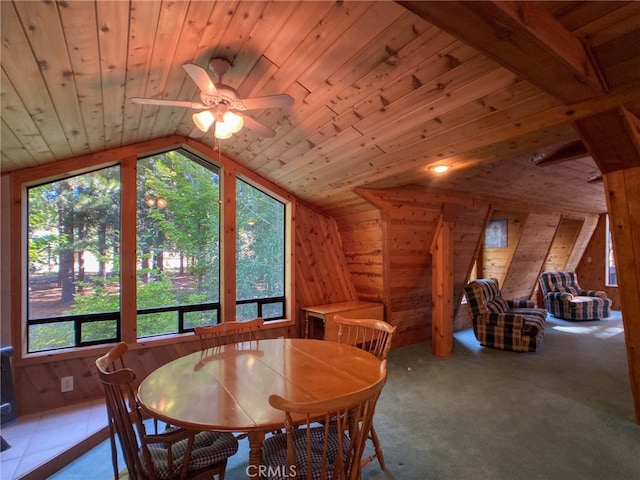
[263,361,387,480]
[194,317,264,349]
[333,315,395,471]
[334,316,395,361]
[96,342,238,480]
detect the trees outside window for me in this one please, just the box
[24,147,289,353]
[236,179,285,320]
[27,166,121,352]
[136,151,221,337]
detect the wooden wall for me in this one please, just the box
[577,214,621,310]
[294,202,360,328]
[543,217,584,272]
[337,188,492,347]
[481,210,528,288]
[333,187,604,348]
[335,209,384,304]
[502,212,561,300]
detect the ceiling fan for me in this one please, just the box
[131,57,294,139]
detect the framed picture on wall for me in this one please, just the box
[485,219,507,248]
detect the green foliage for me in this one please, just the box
[236,179,285,300]
[27,148,285,352]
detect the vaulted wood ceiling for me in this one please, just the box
[2,1,639,217]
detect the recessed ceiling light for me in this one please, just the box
[430,165,450,173]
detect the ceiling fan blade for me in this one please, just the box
[241,115,276,138]
[131,97,205,109]
[235,94,294,111]
[183,63,218,96]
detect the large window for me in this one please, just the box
[136,151,221,338]
[27,166,121,352]
[23,146,290,353]
[236,179,285,320]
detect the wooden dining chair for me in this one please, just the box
[193,318,265,441]
[193,317,264,349]
[96,342,239,480]
[333,315,396,471]
[262,361,388,480]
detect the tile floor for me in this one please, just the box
[0,399,108,480]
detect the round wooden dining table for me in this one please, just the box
[137,337,382,474]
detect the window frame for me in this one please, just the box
[10,139,295,361]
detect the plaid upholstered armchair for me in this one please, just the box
[464,278,547,352]
[538,271,612,321]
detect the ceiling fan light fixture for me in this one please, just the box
[193,110,215,132]
[213,110,243,139]
[222,111,244,133]
[214,122,234,139]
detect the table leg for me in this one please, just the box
[247,430,266,478]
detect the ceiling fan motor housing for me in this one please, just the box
[199,85,241,109]
[208,57,232,78]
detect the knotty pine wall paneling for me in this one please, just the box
[335,209,385,304]
[294,203,359,318]
[482,210,527,288]
[451,201,491,330]
[566,214,599,272]
[576,214,621,309]
[542,217,584,272]
[344,188,496,346]
[502,212,561,301]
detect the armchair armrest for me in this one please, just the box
[547,291,573,301]
[578,289,608,298]
[477,312,525,329]
[507,298,535,309]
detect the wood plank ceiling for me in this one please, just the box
[2,1,639,217]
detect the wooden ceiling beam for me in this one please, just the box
[398,1,607,104]
[535,140,589,167]
[573,107,640,174]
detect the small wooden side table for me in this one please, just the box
[302,301,384,341]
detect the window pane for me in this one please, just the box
[29,323,75,352]
[262,302,284,319]
[81,320,118,343]
[27,166,121,352]
[184,310,219,330]
[236,180,285,303]
[137,150,220,336]
[237,303,258,321]
[138,311,178,337]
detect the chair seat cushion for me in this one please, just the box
[141,429,238,479]
[544,293,612,321]
[262,426,349,480]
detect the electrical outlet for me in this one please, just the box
[61,376,74,393]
